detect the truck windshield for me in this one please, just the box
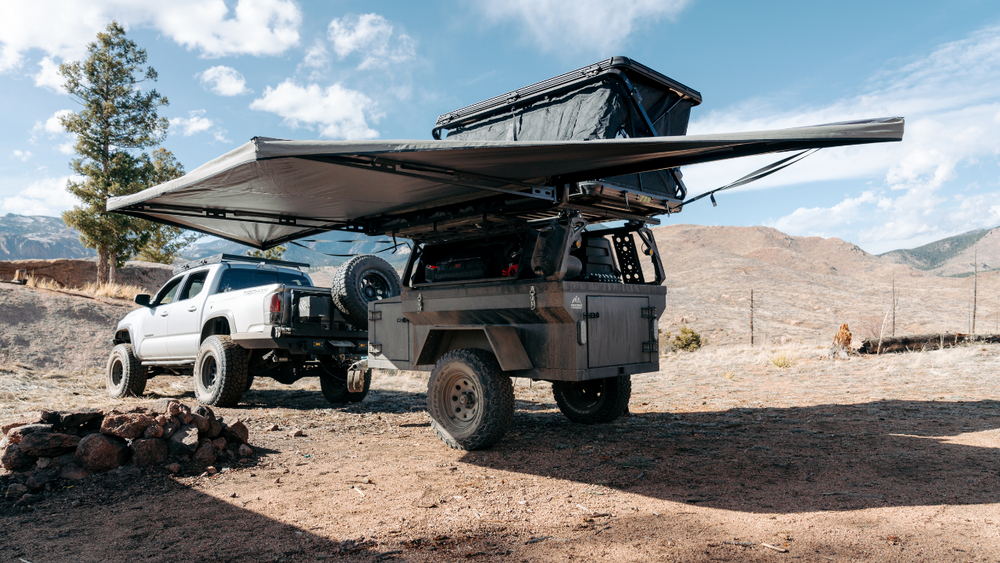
[216,268,311,293]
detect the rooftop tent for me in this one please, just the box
[107,117,904,249]
[434,57,704,201]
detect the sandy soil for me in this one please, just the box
[2,343,999,563]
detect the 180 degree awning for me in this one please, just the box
[107,117,903,248]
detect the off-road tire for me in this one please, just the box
[244,372,256,392]
[332,254,401,329]
[106,343,147,398]
[427,349,514,450]
[552,375,631,424]
[194,335,249,407]
[320,366,371,404]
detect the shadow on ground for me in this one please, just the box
[462,399,1000,513]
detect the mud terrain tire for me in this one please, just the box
[332,254,401,329]
[106,343,147,398]
[427,349,514,450]
[552,375,631,424]
[194,335,249,407]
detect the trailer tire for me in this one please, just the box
[319,365,371,404]
[106,344,147,398]
[552,375,631,424]
[427,348,514,450]
[194,335,249,407]
[332,254,401,329]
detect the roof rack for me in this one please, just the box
[173,253,311,274]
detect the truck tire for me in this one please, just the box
[427,348,514,450]
[332,254,401,329]
[194,335,249,407]
[319,366,371,404]
[552,375,631,424]
[106,344,147,398]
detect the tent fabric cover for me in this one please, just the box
[107,117,904,249]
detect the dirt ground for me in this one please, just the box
[2,343,999,562]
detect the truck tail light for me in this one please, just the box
[270,293,281,314]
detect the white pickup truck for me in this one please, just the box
[106,253,400,407]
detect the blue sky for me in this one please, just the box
[1,0,999,254]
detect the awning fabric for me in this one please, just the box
[107,117,903,249]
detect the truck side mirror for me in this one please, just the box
[134,294,151,307]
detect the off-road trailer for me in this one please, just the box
[107,57,904,449]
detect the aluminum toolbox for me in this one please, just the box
[368,280,666,382]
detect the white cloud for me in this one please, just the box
[33,57,66,92]
[250,80,381,139]
[0,176,80,216]
[302,40,329,69]
[30,109,76,154]
[327,13,415,70]
[11,150,33,162]
[169,109,230,142]
[197,65,249,96]
[0,0,301,74]
[36,109,73,135]
[680,24,1000,253]
[480,0,690,54]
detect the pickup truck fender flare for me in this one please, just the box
[415,326,532,372]
[200,312,237,343]
[113,325,135,345]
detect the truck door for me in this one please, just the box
[166,269,210,358]
[139,275,184,360]
[586,295,651,368]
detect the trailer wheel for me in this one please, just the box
[106,344,147,398]
[427,348,514,450]
[552,375,631,424]
[319,364,371,404]
[332,254,401,329]
[194,335,249,407]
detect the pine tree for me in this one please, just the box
[135,149,199,264]
[59,21,169,283]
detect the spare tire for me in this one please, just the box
[332,254,401,329]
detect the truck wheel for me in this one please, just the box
[332,254,401,329]
[427,349,514,450]
[319,366,371,404]
[106,344,147,398]
[194,335,249,407]
[552,375,631,424]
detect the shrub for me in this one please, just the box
[770,353,793,368]
[671,325,703,352]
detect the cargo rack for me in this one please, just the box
[173,253,311,274]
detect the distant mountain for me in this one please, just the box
[879,226,999,277]
[0,214,94,260]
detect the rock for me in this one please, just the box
[7,423,53,444]
[75,434,130,472]
[5,483,28,499]
[222,419,249,444]
[266,423,280,432]
[193,440,216,465]
[238,444,254,457]
[26,469,57,491]
[1,444,34,471]
[211,437,227,453]
[165,462,181,474]
[833,323,852,348]
[39,408,103,430]
[52,453,76,469]
[143,424,164,439]
[2,414,42,435]
[288,428,305,437]
[190,414,210,433]
[100,413,156,440]
[179,412,194,425]
[131,439,168,468]
[60,463,88,480]
[19,432,80,457]
[167,425,199,455]
[17,493,43,506]
[827,345,851,360]
[205,416,223,439]
[167,401,191,417]
[0,437,5,450]
[36,457,52,469]
[194,405,215,419]
[206,466,218,475]
[161,416,180,439]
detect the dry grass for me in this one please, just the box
[24,275,64,290]
[770,352,794,368]
[25,274,145,301]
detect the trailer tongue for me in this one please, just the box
[107,58,903,450]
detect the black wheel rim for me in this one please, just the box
[110,358,124,388]
[441,370,479,429]
[565,379,605,409]
[358,270,391,303]
[200,356,218,390]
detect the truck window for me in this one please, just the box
[178,270,209,301]
[216,268,311,293]
[154,276,183,306]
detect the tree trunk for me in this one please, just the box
[108,252,118,284]
[96,246,109,285]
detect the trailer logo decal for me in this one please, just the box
[571,295,583,310]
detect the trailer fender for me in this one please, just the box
[416,326,531,372]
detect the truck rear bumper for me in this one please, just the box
[232,330,368,355]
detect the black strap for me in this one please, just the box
[683,149,819,206]
[289,240,409,258]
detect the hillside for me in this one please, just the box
[0,214,94,260]
[879,225,1000,276]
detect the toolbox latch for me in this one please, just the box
[370,343,383,355]
[585,312,600,319]
[642,341,658,353]
[369,310,382,321]
[641,306,657,319]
